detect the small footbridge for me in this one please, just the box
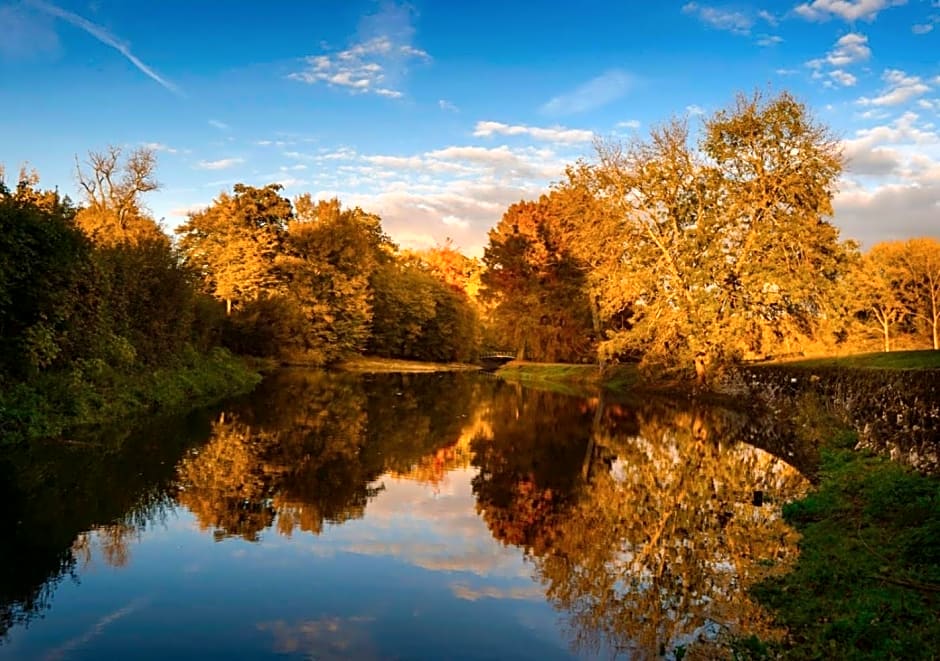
[478,351,516,372]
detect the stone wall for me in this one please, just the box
[728,364,940,474]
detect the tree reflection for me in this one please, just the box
[472,391,809,658]
[470,383,595,555]
[176,371,483,539]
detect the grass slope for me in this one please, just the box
[0,348,261,445]
[775,350,940,371]
[494,362,642,396]
[744,430,940,659]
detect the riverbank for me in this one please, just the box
[496,354,940,657]
[744,426,940,658]
[336,355,481,373]
[494,361,639,396]
[0,348,262,445]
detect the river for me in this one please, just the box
[0,370,813,659]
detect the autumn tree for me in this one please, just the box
[583,92,849,380]
[481,196,595,361]
[894,238,940,350]
[278,196,392,362]
[369,256,480,362]
[177,184,292,315]
[415,240,484,303]
[849,243,908,352]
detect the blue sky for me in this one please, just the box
[1,0,938,255]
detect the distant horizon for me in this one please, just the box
[2,0,938,255]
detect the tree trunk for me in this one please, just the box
[226,298,232,316]
[582,394,605,482]
[590,295,605,371]
[882,319,890,353]
[694,353,708,386]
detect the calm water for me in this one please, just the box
[0,371,812,659]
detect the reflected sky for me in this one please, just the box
[0,371,810,660]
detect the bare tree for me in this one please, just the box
[76,146,158,228]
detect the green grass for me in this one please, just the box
[0,347,262,445]
[776,349,940,371]
[495,362,640,396]
[749,430,940,659]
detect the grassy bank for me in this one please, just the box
[771,349,940,370]
[745,429,940,658]
[495,361,640,396]
[0,347,262,445]
[336,355,481,373]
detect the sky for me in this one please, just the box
[1,0,938,256]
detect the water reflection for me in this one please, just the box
[472,393,807,656]
[1,371,811,659]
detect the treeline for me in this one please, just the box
[0,149,481,443]
[175,186,480,364]
[0,154,261,443]
[480,92,940,379]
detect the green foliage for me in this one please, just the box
[0,348,260,446]
[751,441,940,658]
[277,197,392,362]
[0,169,255,445]
[0,181,101,377]
[370,259,480,362]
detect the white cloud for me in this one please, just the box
[142,142,178,154]
[826,32,871,65]
[28,0,181,95]
[274,177,306,189]
[682,3,753,34]
[168,203,208,217]
[829,69,858,86]
[195,157,244,171]
[794,0,906,22]
[208,119,229,131]
[836,178,940,245]
[288,3,428,99]
[686,104,706,116]
[541,69,631,116]
[912,22,934,33]
[757,34,784,46]
[836,112,940,245]
[441,214,469,228]
[472,121,593,144]
[758,9,780,25]
[806,34,873,89]
[616,119,641,129]
[284,147,357,162]
[439,99,458,112]
[858,69,931,106]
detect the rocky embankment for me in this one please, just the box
[727,363,940,474]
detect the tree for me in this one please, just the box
[74,146,165,245]
[415,240,484,303]
[585,92,849,380]
[895,238,940,350]
[369,257,480,362]
[278,196,392,362]
[0,175,100,375]
[177,184,292,315]
[481,196,595,361]
[850,243,909,352]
